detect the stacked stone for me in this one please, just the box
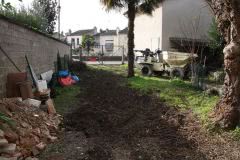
[0,98,62,159]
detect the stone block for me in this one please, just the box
[0,139,8,146]
[0,143,16,154]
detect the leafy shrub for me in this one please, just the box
[0,112,13,125]
[0,0,57,34]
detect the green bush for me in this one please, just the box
[0,3,49,33]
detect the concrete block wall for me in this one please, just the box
[0,16,70,97]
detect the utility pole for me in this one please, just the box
[122,46,125,65]
[58,0,61,39]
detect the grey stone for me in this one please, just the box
[0,129,4,137]
[0,157,17,160]
[0,138,8,146]
[25,157,39,160]
[0,143,16,154]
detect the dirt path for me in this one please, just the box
[40,67,240,160]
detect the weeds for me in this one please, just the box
[54,85,81,115]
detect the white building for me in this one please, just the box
[94,27,128,56]
[134,0,213,51]
[66,27,97,49]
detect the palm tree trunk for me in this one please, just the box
[209,0,240,129]
[127,1,136,77]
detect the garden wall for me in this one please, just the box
[0,15,70,97]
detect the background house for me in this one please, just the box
[67,26,128,58]
[94,27,128,56]
[134,0,213,52]
[66,27,97,49]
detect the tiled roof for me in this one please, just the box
[94,28,128,37]
[70,29,95,36]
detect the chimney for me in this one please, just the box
[93,26,97,34]
[116,27,120,35]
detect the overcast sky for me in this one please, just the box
[7,0,128,33]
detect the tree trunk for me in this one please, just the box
[127,1,136,77]
[209,0,240,129]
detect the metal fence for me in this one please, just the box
[71,45,127,64]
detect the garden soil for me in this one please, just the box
[40,67,240,160]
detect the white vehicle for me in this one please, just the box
[135,49,197,79]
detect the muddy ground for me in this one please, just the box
[40,67,240,160]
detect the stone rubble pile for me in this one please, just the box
[0,98,62,159]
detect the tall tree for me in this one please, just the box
[38,0,57,34]
[82,34,95,55]
[100,0,162,77]
[30,0,48,31]
[206,0,240,129]
[1,0,22,4]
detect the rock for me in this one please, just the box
[40,126,50,137]
[0,129,5,137]
[20,149,31,158]
[31,147,40,156]
[0,104,13,117]
[32,128,41,137]
[0,143,16,154]
[0,98,61,158]
[0,138,8,146]
[0,157,18,160]
[2,98,22,103]
[4,130,18,143]
[25,157,39,160]
[46,99,56,115]
[23,99,41,108]
[36,142,46,151]
[5,102,20,112]
[19,137,37,149]
[20,122,30,128]
[47,136,58,143]
[16,128,28,137]
[12,152,22,158]
[33,135,40,144]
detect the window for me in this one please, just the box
[71,38,76,48]
[94,43,100,48]
[71,38,75,44]
[105,40,114,51]
[77,38,79,45]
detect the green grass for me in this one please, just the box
[93,65,219,125]
[91,64,129,76]
[54,85,81,115]
[128,76,219,124]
